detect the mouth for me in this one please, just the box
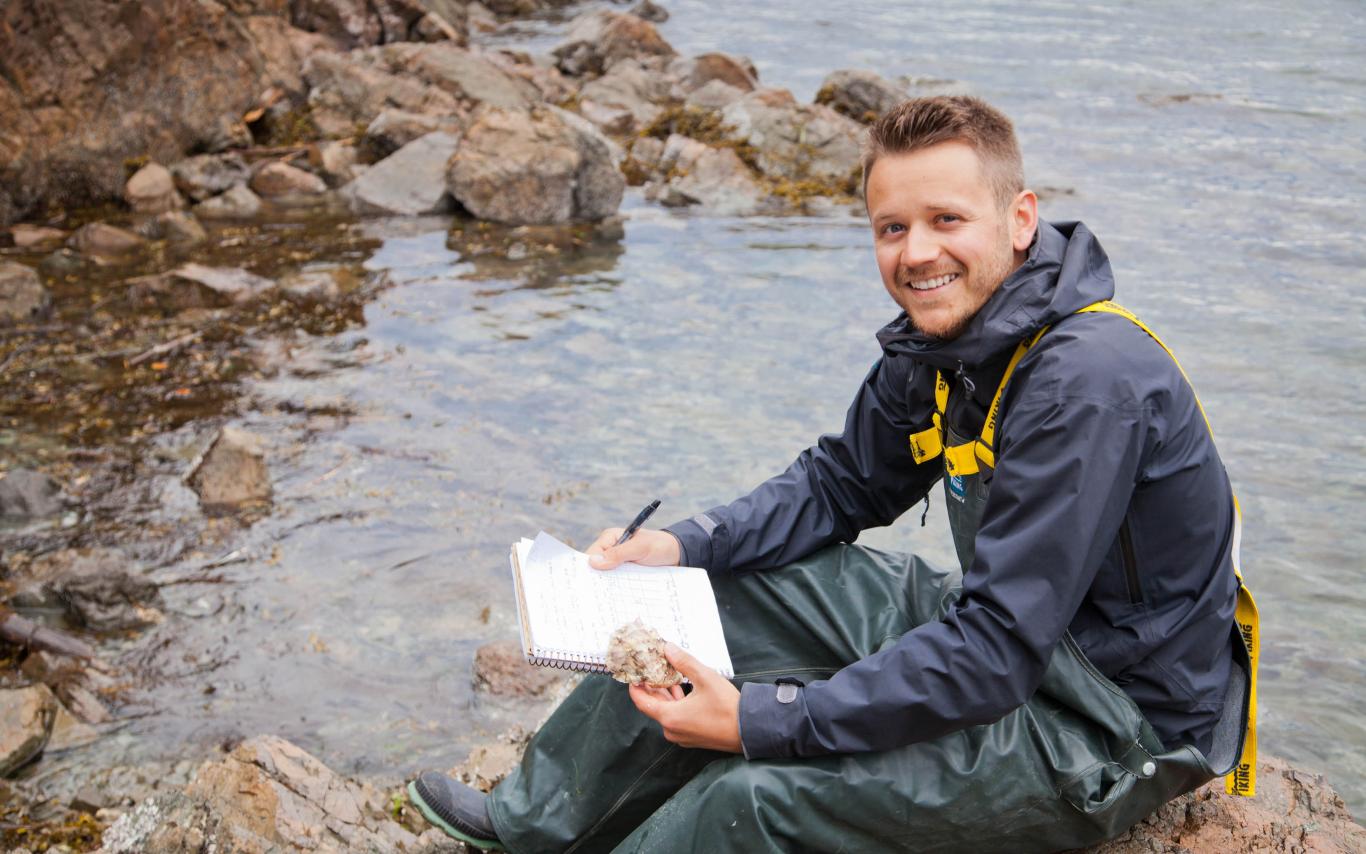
[904,272,961,292]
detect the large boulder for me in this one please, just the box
[447,106,624,224]
[188,426,273,512]
[815,69,910,124]
[0,261,50,324]
[0,685,58,777]
[552,10,676,77]
[100,735,457,853]
[0,1,317,226]
[303,42,538,137]
[0,468,64,518]
[343,130,460,216]
[721,88,864,188]
[647,134,767,216]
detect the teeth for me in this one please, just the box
[909,273,958,291]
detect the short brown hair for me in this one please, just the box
[862,96,1025,208]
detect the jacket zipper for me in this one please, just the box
[1119,517,1143,605]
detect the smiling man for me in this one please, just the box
[409,96,1256,853]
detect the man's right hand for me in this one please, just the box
[586,528,681,570]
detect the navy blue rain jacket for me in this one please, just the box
[666,221,1238,759]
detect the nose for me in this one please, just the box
[899,223,941,269]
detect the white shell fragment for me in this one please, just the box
[605,619,683,687]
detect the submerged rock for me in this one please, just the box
[447,106,624,224]
[193,184,263,220]
[343,130,460,216]
[0,261,50,324]
[28,547,162,634]
[474,639,565,698]
[0,685,58,777]
[130,263,276,311]
[0,468,63,518]
[605,619,682,687]
[66,222,147,261]
[124,162,185,213]
[188,426,273,513]
[815,69,910,124]
[136,210,208,246]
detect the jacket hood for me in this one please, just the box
[875,220,1116,371]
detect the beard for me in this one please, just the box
[901,234,1017,342]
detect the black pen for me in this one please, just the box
[615,500,661,546]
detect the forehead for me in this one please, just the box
[865,142,994,215]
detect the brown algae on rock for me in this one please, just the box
[605,619,682,687]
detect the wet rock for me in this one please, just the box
[343,130,460,216]
[474,639,565,697]
[671,52,759,95]
[70,785,108,815]
[552,10,676,77]
[8,224,68,250]
[102,735,442,853]
[137,210,208,246]
[1088,756,1366,853]
[630,0,669,23]
[249,160,328,197]
[578,60,672,134]
[0,685,57,777]
[66,222,147,261]
[124,162,185,213]
[189,426,273,512]
[721,87,864,187]
[363,108,461,160]
[605,619,682,686]
[194,183,264,220]
[18,548,162,635]
[279,266,359,301]
[447,106,624,224]
[451,727,536,793]
[0,261,50,324]
[815,69,910,124]
[647,134,767,216]
[47,704,99,753]
[170,153,252,203]
[0,468,63,518]
[131,262,276,311]
[304,42,535,137]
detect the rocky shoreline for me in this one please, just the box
[1,0,1363,851]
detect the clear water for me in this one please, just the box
[50,0,1366,817]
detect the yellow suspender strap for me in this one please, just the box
[1075,301,1260,797]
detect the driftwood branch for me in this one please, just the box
[0,606,96,661]
[128,330,202,366]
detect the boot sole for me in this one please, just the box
[407,779,505,851]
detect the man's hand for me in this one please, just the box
[586,528,681,570]
[628,643,742,753]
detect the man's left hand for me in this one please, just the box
[628,643,742,754]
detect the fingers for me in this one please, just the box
[669,683,685,701]
[585,528,624,559]
[629,683,664,721]
[590,536,648,570]
[662,642,711,685]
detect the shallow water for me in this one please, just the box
[19,0,1366,818]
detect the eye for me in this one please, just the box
[880,223,905,236]
[935,213,961,225]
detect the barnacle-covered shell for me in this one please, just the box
[605,619,683,687]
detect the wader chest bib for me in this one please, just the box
[913,300,1260,798]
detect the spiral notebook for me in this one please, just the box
[508,531,734,677]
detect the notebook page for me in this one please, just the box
[518,532,733,676]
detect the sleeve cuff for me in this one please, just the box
[738,681,808,760]
[663,515,715,570]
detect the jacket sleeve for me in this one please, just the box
[664,355,940,574]
[737,346,1152,758]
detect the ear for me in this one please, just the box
[1009,189,1039,253]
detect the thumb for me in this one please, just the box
[663,642,711,684]
[591,538,648,569]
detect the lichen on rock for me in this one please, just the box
[605,619,682,687]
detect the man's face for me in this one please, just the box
[866,142,1037,340]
